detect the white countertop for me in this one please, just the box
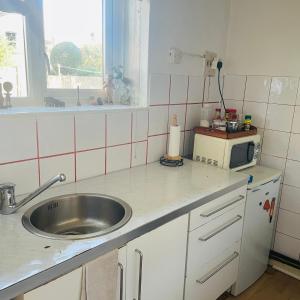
[0,160,248,299]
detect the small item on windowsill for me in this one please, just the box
[160,114,183,167]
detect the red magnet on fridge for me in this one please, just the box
[263,199,271,212]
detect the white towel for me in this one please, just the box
[80,250,118,300]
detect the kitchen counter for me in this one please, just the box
[0,160,248,300]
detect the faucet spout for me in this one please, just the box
[0,173,66,215]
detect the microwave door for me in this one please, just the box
[230,142,255,169]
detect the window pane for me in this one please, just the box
[43,0,103,90]
[0,12,27,97]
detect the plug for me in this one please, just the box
[217,60,223,71]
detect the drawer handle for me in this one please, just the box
[198,215,242,241]
[200,195,245,217]
[196,252,239,284]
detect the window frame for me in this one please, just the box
[0,0,149,108]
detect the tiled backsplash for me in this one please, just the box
[0,73,219,198]
[223,74,300,261]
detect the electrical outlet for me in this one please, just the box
[204,51,217,77]
[169,48,183,64]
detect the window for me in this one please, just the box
[43,0,104,90]
[0,11,27,97]
[0,0,149,108]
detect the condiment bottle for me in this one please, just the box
[244,115,252,131]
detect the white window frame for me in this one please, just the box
[0,0,149,108]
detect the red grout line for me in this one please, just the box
[183,76,190,155]
[0,157,38,166]
[107,142,132,149]
[150,103,169,107]
[133,139,148,144]
[76,147,106,154]
[104,114,107,175]
[39,152,75,160]
[35,120,41,187]
[130,112,133,168]
[148,133,168,138]
[74,116,77,182]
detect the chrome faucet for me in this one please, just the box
[0,173,66,215]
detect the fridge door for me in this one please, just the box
[232,178,280,295]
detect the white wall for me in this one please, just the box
[224,0,300,261]
[149,0,230,76]
[226,0,300,76]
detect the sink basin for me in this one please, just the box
[22,194,132,240]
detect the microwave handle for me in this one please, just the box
[247,142,255,163]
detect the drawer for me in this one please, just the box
[189,186,246,231]
[185,242,240,300]
[186,204,244,276]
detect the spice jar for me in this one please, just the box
[244,115,252,131]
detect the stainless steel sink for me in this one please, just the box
[22,194,132,240]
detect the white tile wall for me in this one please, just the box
[147,135,167,163]
[106,111,131,146]
[149,73,170,105]
[223,75,246,101]
[132,110,148,142]
[76,149,105,181]
[265,104,294,132]
[188,76,205,103]
[262,130,290,157]
[0,160,39,195]
[280,185,300,214]
[0,115,37,164]
[269,77,298,105]
[208,76,223,102]
[107,144,131,173]
[244,76,271,102]
[287,134,300,161]
[185,104,201,130]
[223,73,300,260]
[75,112,105,151]
[39,154,75,185]
[131,142,147,167]
[243,101,267,128]
[224,100,244,115]
[292,106,300,133]
[284,160,300,188]
[38,114,74,157]
[274,233,300,261]
[170,75,188,104]
[149,106,169,135]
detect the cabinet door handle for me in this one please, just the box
[134,249,143,300]
[198,215,242,241]
[196,252,239,284]
[118,263,124,300]
[200,195,245,217]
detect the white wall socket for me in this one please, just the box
[169,48,183,64]
[204,51,218,77]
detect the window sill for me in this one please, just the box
[0,104,148,116]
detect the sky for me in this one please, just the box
[43,0,103,47]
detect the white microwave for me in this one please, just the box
[193,134,261,171]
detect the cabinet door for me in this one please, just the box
[126,215,188,300]
[24,268,82,300]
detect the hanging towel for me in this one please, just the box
[80,250,118,300]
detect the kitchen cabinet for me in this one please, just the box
[23,267,82,300]
[126,215,188,300]
[117,246,127,300]
[185,187,247,300]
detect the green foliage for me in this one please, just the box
[50,42,81,75]
[80,44,102,76]
[0,37,14,67]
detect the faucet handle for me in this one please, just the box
[0,183,16,209]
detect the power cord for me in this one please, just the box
[217,61,227,112]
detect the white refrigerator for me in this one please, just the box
[232,165,281,296]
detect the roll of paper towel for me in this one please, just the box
[168,125,181,157]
